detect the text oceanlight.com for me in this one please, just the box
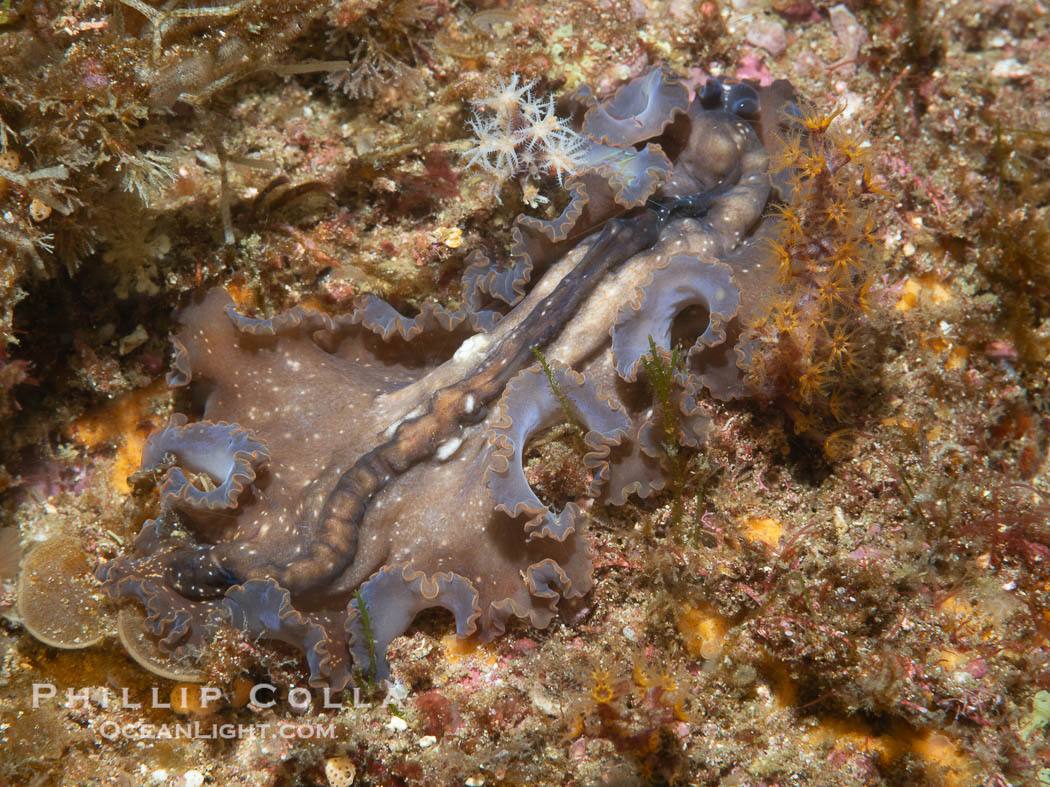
[96,721,336,741]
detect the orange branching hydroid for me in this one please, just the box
[743,102,885,430]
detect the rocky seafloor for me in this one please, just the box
[2,0,1050,785]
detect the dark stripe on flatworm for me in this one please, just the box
[301,212,661,592]
[347,565,481,682]
[462,195,604,327]
[486,362,629,541]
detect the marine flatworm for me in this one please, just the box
[97,67,800,686]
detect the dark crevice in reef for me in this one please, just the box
[5,264,176,462]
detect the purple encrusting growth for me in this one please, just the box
[97,67,800,686]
